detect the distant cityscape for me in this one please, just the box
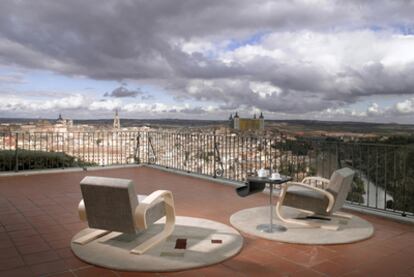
[2,110,413,140]
[1,111,413,168]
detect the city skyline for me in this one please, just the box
[1,1,414,123]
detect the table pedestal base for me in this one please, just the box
[256,223,287,233]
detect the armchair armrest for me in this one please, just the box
[135,190,175,230]
[78,199,87,221]
[131,190,176,254]
[302,176,330,183]
[282,182,335,213]
[302,176,330,188]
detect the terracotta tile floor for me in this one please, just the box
[1,166,414,277]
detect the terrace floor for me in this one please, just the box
[1,166,414,277]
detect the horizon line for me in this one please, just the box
[0,117,410,126]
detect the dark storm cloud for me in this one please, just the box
[1,0,414,116]
[168,78,336,114]
[104,86,144,98]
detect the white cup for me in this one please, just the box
[271,172,281,180]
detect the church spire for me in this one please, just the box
[113,109,121,129]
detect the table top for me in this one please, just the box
[247,175,292,184]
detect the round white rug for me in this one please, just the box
[230,206,374,244]
[71,216,243,272]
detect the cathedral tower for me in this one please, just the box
[113,109,121,129]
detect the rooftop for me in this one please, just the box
[1,166,414,277]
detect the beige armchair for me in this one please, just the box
[73,176,175,254]
[276,168,355,230]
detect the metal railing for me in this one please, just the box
[0,130,412,218]
[144,131,413,218]
[0,131,142,171]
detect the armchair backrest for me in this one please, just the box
[326,168,355,213]
[80,176,139,234]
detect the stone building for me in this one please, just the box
[229,112,264,131]
[113,109,121,130]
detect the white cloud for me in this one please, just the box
[220,45,285,64]
[322,102,385,119]
[381,35,414,67]
[179,39,217,56]
[123,102,201,114]
[249,81,282,98]
[0,94,87,111]
[324,108,347,116]
[394,98,414,114]
[89,99,122,111]
[42,94,87,110]
[220,30,414,79]
[367,103,382,115]
[0,91,219,117]
[123,103,169,113]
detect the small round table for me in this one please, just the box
[247,175,292,233]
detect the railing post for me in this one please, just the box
[402,148,408,217]
[135,133,140,164]
[14,133,19,172]
[213,131,217,178]
[336,142,341,169]
[145,131,150,164]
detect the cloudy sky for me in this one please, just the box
[1,0,414,123]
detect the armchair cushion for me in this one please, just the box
[283,188,330,215]
[80,177,138,234]
[80,177,166,234]
[326,167,355,213]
